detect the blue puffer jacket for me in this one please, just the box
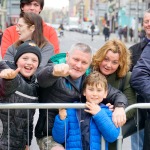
[52,104,120,150]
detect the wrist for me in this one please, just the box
[115,102,125,109]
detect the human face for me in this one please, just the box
[66,49,92,80]
[16,18,34,41]
[99,50,119,76]
[83,84,107,104]
[143,12,150,38]
[16,53,39,78]
[21,1,42,14]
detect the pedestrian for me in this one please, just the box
[90,22,95,41]
[0,41,41,150]
[0,26,3,46]
[1,0,59,58]
[103,25,110,41]
[52,71,120,150]
[35,43,127,149]
[123,26,127,42]
[129,27,134,42]
[3,12,54,74]
[58,23,64,37]
[129,8,150,150]
[118,25,123,40]
[92,39,136,149]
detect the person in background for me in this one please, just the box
[0,26,3,46]
[129,27,134,42]
[58,23,64,37]
[3,12,54,73]
[90,22,95,41]
[129,8,150,150]
[0,41,41,150]
[103,24,110,41]
[35,42,127,149]
[92,39,136,150]
[52,71,120,150]
[1,0,59,58]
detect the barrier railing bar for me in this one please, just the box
[0,103,86,109]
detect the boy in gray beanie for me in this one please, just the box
[0,41,41,149]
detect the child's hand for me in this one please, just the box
[84,102,101,115]
[0,68,20,79]
[106,103,114,112]
[59,108,67,120]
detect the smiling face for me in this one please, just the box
[99,50,120,76]
[16,53,39,78]
[83,83,107,104]
[143,12,150,39]
[66,49,92,80]
[16,18,35,41]
[21,1,42,14]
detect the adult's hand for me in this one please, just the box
[112,107,126,128]
[0,68,20,79]
[52,63,70,77]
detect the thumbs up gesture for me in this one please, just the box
[0,68,20,79]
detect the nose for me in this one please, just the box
[106,61,112,68]
[76,61,82,68]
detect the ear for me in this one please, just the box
[30,25,35,32]
[83,90,86,96]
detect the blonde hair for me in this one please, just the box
[83,71,108,92]
[92,39,131,78]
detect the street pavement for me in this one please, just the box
[0,31,136,150]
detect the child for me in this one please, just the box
[0,40,41,150]
[52,71,120,150]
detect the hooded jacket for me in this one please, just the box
[35,53,127,139]
[52,104,120,150]
[0,61,38,150]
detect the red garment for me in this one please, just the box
[1,21,59,58]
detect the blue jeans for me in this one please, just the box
[131,129,144,150]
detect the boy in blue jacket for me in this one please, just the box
[52,71,120,150]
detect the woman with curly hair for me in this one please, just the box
[92,39,136,150]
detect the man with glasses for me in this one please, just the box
[1,0,59,58]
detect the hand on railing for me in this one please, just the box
[112,107,126,128]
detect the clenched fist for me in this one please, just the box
[53,63,70,77]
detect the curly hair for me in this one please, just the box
[92,39,131,78]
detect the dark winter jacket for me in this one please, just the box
[0,61,38,150]
[131,42,150,102]
[129,38,148,71]
[52,104,120,150]
[35,53,127,139]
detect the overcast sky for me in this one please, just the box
[44,0,69,9]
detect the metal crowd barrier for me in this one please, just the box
[117,103,150,150]
[0,103,149,150]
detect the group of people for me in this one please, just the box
[0,0,150,150]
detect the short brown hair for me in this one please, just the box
[83,71,108,92]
